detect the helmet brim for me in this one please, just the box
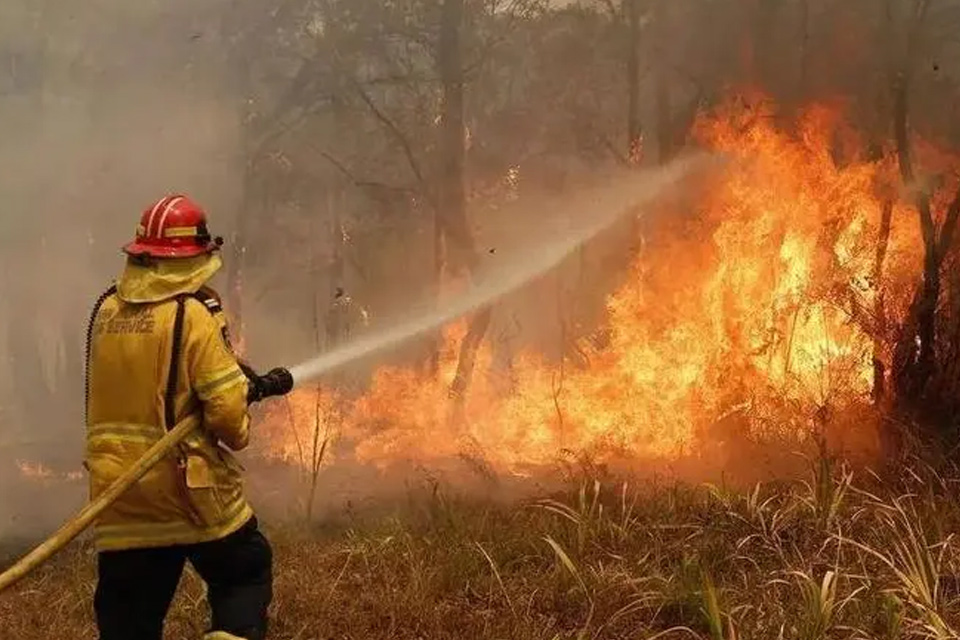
[123,241,217,259]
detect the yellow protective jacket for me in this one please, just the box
[85,253,253,552]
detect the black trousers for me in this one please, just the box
[94,517,272,640]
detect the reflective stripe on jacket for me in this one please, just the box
[86,259,252,552]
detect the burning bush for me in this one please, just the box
[254,94,960,482]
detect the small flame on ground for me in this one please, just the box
[14,460,83,482]
[16,459,54,480]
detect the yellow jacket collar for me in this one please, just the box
[117,254,223,304]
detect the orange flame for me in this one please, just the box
[15,459,83,482]
[15,459,54,480]
[260,96,932,476]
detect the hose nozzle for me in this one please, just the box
[259,367,294,399]
[240,363,294,404]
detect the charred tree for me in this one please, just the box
[225,161,253,347]
[890,60,960,424]
[325,190,347,349]
[221,0,260,347]
[437,0,492,400]
[872,196,893,404]
[889,0,960,419]
[219,0,302,349]
[749,0,781,93]
[437,0,473,276]
[797,0,810,100]
[626,0,642,162]
[654,0,672,164]
[895,70,939,398]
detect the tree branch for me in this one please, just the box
[351,79,430,198]
[359,71,433,87]
[249,94,336,165]
[312,148,366,184]
[309,146,416,196]
[463,1,543,80]
[893,70,936,251]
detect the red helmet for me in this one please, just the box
[123,194,222,258]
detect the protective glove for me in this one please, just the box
[239,362,294,404]
[258,367,294,399]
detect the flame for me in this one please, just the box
[260,96,933,476]
[16,459,54,480]
[15,459,83,482]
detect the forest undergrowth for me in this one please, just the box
[3,445,960,640]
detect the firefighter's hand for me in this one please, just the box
[240,362,293,404]
[259,367,294,400]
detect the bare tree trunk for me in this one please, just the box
[626,0,642,163]
[450,308,492,399]
[751,0,779,92]
[798,0,810,100]
[225,162,251,345]
[891,1,929,402]
[872,198,893,403]
[888,1,960,416]
[428,213,443,378]
[222,1,252,345]
[325,190,345,350]
[892,68,938,400]
[305,190,344,522]
[437,0,472,267]
[437,0,491,400]
[654,0,672,165]
[552,270,567,447]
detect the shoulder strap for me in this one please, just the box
[190,288,223,316]
[164,295,187,431]
[189,288,236,353]
[84,285,118,427]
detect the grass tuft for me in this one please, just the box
[4,456,960,638]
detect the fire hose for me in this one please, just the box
[0,367,293,594]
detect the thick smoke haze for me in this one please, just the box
[0,0,567,537]
[0,1,246,540]
[0,0,680,543]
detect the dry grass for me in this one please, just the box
[3,456,960,639]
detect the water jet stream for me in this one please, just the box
[289,153,712,387]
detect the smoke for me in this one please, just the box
[0,0,242,541]
[0,153,713,545]
[288,154,712,386]
[0,0,902,548]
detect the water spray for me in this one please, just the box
[0,153,711,593]
[288,153,711,386]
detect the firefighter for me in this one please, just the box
[85,194,293,640]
